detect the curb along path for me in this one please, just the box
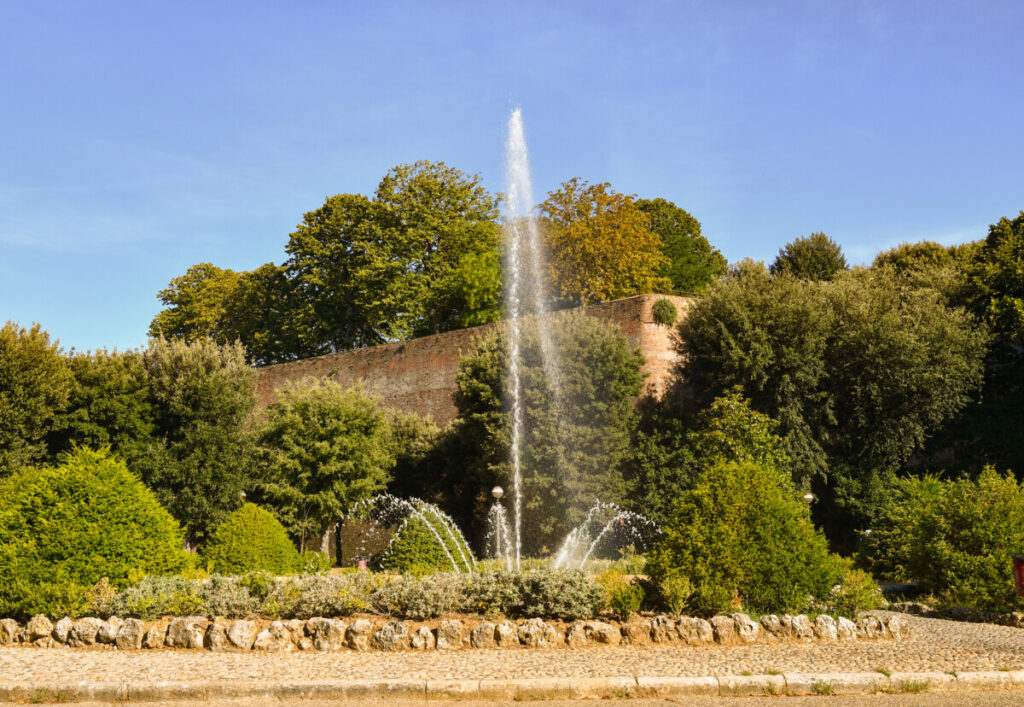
[3,671,1024,702]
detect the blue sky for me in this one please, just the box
[2,0,1022,352]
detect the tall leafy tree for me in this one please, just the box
[540,179,671,304]
[635,198,726,293]
[0,323,72,476]
[284,161,500,353]
[253,380,397,552]
[140,338,257,546]
[449,312,644,554]
[48,349,155,463]
[770,232,848,281]
[149,264,242,342]
[676,264,987,545]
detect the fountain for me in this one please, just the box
[503,107,563,569]
[335,109,661,575]
[344,493,477,573]
[484,486,514,571]
[552,502,661,570]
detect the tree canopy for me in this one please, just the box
[540,179,671,304]
[253,380,397,551]
[635,198,726,293]
[770,232,848,280]
[0,322,72,476]
[675,263,988,542]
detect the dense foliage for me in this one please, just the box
[378,508,476,575]
[140,337,256,545]
[635,198,726,293]
[0,322,72,476]
[436,312,644,554]
[862,467,1024,611]
[646,458,841,615]
[254,380,396,551]
[0,448,189,619]
[539,179,671,304]
[770,232,848,280]
[203,503,301,575]
[676,262,988,543]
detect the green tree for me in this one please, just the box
[628,389,789,525]
[254,380,395,552]
[646,458,840,614]
[149,263,242,342]
[48,349,156,463]
[635,198,726,293]
[540,179,671,304]
[450,312,644,554]
[676,265,987,545]
[863,467,1024,611]
[141,338,257,546]
[0,322,72,476]
[202,503,301,575]
[284,161,500,353]
[0,447,189,618]
[770,232,848,281]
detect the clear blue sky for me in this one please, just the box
[2,0,1022,352]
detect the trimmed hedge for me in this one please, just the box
[0,447,190,619]
[202,503,301,575]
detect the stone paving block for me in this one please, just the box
[890,671,957,693]
[635,676,719,697]
[325,679,425,699]
[477,679,518,700]
[1006,670,1024,687]
[128,680,207,701]
[719,674,785,696]
[425,678,478,699]
[512,677,576,700]
[568,676,636,698]
[953,671,1013,691]
[784,672,887,695]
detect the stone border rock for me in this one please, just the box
[0,612,907,652]
[1,670,1022,702]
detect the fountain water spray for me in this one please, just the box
[552,502,661,570]
[503,108,563,568]
[346,493,477,573]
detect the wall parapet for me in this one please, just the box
[255,294,692,425]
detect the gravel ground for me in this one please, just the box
[1,613,1022,685]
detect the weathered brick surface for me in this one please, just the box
[255,294,692,425]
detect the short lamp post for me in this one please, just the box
[492,486,504,500]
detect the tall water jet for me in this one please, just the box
[503,108,562,568]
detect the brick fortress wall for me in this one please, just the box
[254,293,692,426]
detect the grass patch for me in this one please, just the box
[766,668,782,676]
[763,682,784,696]
[873,666,891,677]
[25,689,74,704]
[900,679,931,694]
[811,680,834,695]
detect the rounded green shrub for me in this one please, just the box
[0,447,190,618]
[863,467,1024,611]
[203,503,300,575]
[652,298,678,326]
[379,510,474,576]
[646,459,842,615]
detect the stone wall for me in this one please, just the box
[255,294,693,426]
[0,612,906,651]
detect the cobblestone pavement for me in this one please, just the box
[0,613,1022,686]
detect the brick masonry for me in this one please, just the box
[255,294,692,426]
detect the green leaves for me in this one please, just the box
[253,380,400,551]
[0,322,72,476]
[770,232,848,281]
